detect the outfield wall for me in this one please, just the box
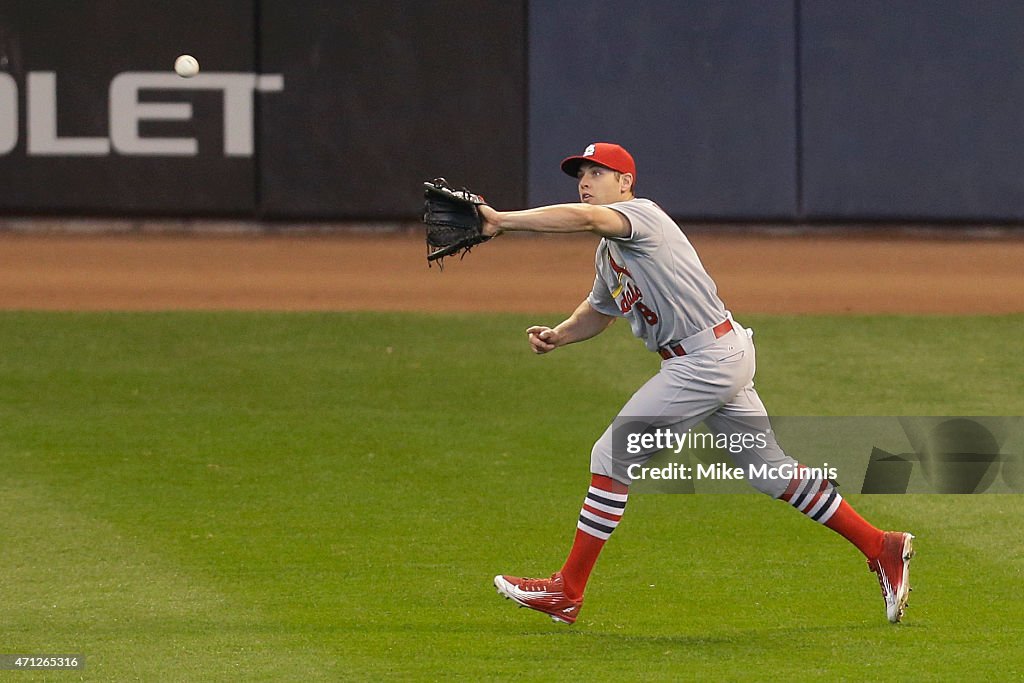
[2,1,1024,222]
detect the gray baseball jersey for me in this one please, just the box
[582,197,799,493]
[586,198,727,351]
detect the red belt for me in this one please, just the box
[658,320,734,360]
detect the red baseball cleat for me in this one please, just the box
[867,531,915,623]
[493,572,582,624]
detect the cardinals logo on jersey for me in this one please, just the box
[609,254,659,325]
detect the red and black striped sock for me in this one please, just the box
[779,465,885,559]
[560,474,628,600]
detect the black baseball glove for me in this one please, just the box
[422,178,491,265]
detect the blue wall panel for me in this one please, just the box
[802,1,1024,220]
[528,1,797,219]
[5,1,1024,222]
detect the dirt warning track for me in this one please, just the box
[0,230,1021,314]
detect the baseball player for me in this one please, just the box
[480,143,915,625]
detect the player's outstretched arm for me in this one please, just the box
[527,299,615,354]
[479,203,630,239]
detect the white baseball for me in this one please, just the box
[174,54,200,78]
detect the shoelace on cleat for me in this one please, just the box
[518,576,560,592]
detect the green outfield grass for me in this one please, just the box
[2,312,1022,680]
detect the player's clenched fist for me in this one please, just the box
[526,326,560,354]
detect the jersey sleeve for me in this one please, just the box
[586,274,622,317]
[606,199,661,252]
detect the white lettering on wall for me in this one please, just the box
[1,71,285,157]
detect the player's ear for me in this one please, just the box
[621,173,634,194]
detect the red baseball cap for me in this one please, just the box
[560,142,636,180]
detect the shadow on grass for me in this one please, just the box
[479,620,927,648]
